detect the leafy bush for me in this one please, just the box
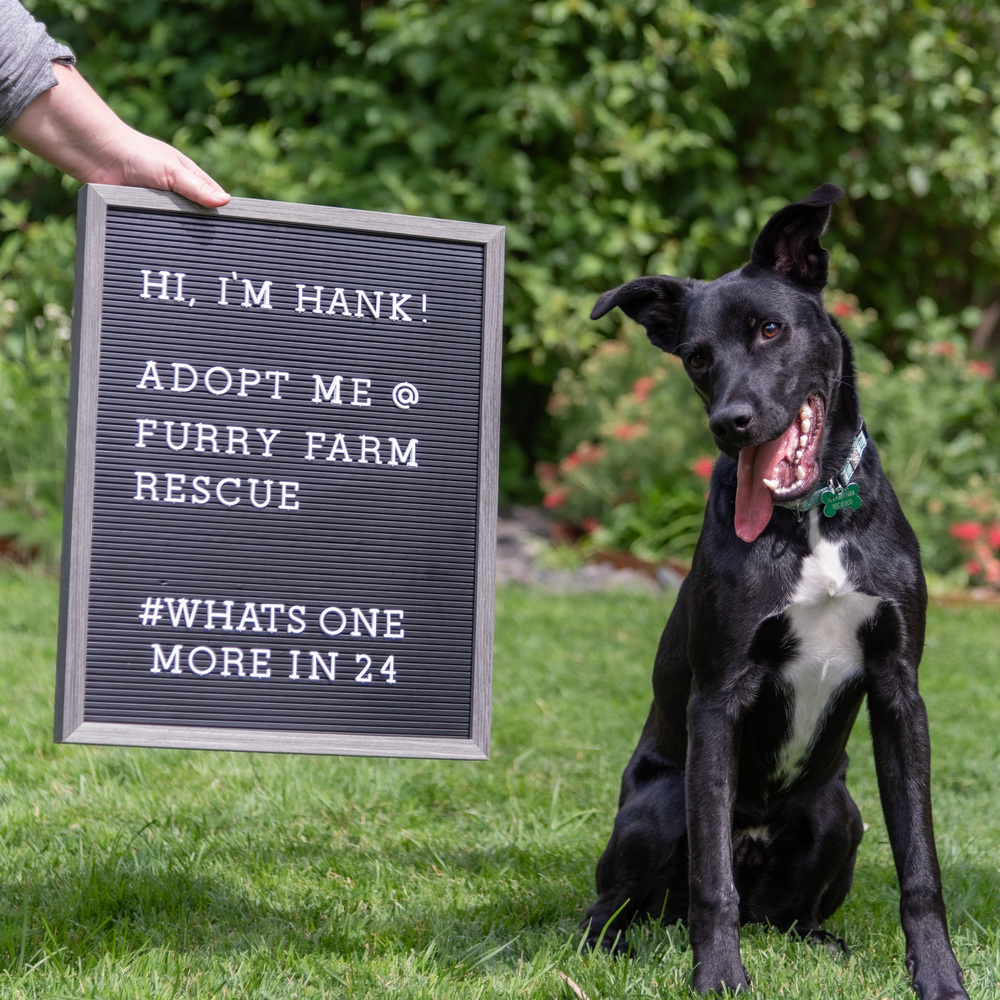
[853,298,1000,584]
[2,0,1000,560]
[0,211,75,562]
[540,322,713,564]
[950,522,1000,589]
[543,290,1000,585]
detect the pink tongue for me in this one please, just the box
[734,436,789,543]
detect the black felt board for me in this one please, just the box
[55,186,503,759]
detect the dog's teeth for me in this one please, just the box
[799,434,808,449]
[762,478,780,491]
[800,403,813,420]
[801,417,811,435]
[796,466,806,482]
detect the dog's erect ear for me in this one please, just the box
[591,276,700,354]
[748,182,844,291]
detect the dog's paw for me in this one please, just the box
[692,960,750,996]
[914,984,969,1000]
[582,927,631,959]
[910,960,969,1000]
[912,978,969,1000]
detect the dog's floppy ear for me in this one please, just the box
[748,182,844,291]
[591,276,700,354]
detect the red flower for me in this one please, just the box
[988,526,1000,550]
[612,422,647,441]
[561,450,583,472]
[968,359,996,379]
[691,456,715,480]
[632,376,656,403]
[542,488,568,509]
[950,522,984,542]
[831,301,855,318]
[928,341,957,356]
[965,560,983,577]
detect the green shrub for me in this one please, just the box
[540,322,713,564]
[0,210,76,563]
[544,290,1000,584]
[853,298,1000,584]
[3,0,1000,555]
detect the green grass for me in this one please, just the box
[0,565,998,999]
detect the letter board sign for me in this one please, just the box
[55,185,503,759]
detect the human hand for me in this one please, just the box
[6,63,229,208]
[81,124,231,208]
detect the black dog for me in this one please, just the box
[583,184,968,999]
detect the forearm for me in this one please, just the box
[5,62,129,182]
[6,62,229,207]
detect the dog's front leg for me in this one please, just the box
[686,689,749,995]
[868,668,968,1000]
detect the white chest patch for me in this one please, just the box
[774,515,880,783]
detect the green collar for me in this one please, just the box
[774,421,868,514]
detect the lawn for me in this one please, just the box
[0,565,997,998]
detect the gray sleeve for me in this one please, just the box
[0,0,76,134]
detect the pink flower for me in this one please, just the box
[966,560,983,577]
[831,301,855,318]
[928,341,957,357]
[612,422,647,441]
[542,488,568,509]
[968,359,996,379]
[691,456,715,480]
[561,451,583,472]
[631,376,655,403]
[988,526,1000,550]
[950,522,984,542]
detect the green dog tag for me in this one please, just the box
[822,482,862,517]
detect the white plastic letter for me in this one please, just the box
[312,374,344,405]
[241,278,273,310]
[388,438,419,468]
[296,284,324,314]
[150,643,183,674]
[133,471,159,501]
[136,361,164,391]
[135,418,158,447]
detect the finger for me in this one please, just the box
[166,156,231,208]
[171,169,232,208]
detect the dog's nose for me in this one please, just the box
[709,403,754,445]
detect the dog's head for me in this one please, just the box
[591,183,849,542]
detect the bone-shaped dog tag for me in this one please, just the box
[822,483,862,517]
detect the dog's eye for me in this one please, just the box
[762,321,781,339]
[686,353,706,371]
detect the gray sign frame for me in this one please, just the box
[55,185,503,759]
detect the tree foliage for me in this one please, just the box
[2,0,999,530]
